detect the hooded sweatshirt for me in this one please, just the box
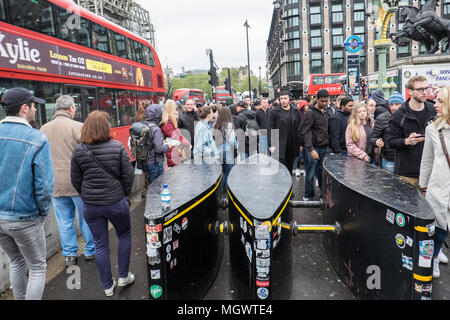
[371,89,389,119]
[144,104,169,164]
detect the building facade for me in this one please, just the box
[267,0,450,99]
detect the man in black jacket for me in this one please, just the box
[301,89,330,200]
[328,97,354,155]
[256,97,272,155]
[369,93,403,173]
[268,90,301,175]
[233,100,258,158]
[178,99,200,151]
[387,76,436,187]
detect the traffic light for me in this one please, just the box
[208,68,218,87]
[224,77,231,94]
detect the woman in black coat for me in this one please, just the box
[71,110,135,297]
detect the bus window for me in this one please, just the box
[147,47,156,67]
[98,88,119,127]
[126,38,135,61]
[7,0,56,37]
[114,32,128,59]
[0,0,6,20]
[312,76,324,85]
[76,17,92,48]
[92,23,111,54]
[325,75,340,84]
[117,90,135,126]
[133,40,145,65]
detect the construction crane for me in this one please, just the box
[76,0,156,48]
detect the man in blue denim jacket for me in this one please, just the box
[0,87,54,300]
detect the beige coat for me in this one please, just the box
[41,110,83,197]
[419,121,450,230]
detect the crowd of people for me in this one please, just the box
[0,73,449,299]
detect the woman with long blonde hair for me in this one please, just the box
[419,85,450,278]
[160,100,191,167]
[345,103,377,162]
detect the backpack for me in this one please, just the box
[245,117,259,137]
[129,121,155,160]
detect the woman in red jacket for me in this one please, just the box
[160,100,191,167]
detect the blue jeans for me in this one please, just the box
[0,216,46,300]
[304,146,329,198]
[434,227,449,258]
[83,197,131,289]
[296,149,305,169]
[259,135,269,155]
[220,163,234,198]
[52,196,95,257]
[146,162,164,183]
[381,159,395,173]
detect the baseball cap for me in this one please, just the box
[237,101,247,108]
[1,87,46,111]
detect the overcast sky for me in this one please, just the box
[138,0,275,76]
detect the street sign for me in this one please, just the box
[344,35,364,53]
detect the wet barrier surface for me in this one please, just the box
[24,156,450,300]
[323,154,435,300]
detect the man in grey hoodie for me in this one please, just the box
[145,104,169,182]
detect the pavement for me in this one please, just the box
[1,170,450,301]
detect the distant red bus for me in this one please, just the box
[173,88,205,105]
[215,86,235,103]
[304,73,345,97]
[0,0,165,159]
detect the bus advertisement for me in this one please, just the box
[303,73,345,97]
[173,88,205,105]
[0,0,166,159]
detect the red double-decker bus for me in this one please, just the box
[215,86,235,104]
[173,88,205,105]
[0,0,165,157]
[303,73,345,97]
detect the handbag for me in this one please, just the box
[82,144,131,206]
[438,129,450,169]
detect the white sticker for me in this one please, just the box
[386,209,395,224]
[406,236,413,247]
[245,242,252,262]
[402,254,413,270]
[163,226,173,244]
[419,240,434,268]
[151,269,161,279]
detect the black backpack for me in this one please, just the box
[129,121,155,160]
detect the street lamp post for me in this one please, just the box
[244,20,251,99]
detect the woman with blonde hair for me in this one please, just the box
[419,85,450,278]
[345,103,381,162]
[160,100,191,167]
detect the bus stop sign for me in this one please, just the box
[344,35,364,53]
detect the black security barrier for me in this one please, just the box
[227,154,293,300]
[144,162,223,300]
[322,154,435,300]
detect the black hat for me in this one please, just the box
[1,87,45,111]
[237,101,247,108]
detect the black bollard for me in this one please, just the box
[322,154,435,300]
[227,154,293,300]
[144,162,223,300]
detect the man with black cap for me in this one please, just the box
[268,90,301,174]
[0,87,54,300]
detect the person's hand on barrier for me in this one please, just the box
[376,138,384,148]
[405,132,425,145]
[311,149,319,160]
[364,155,370,162]
[269,146,276,154]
